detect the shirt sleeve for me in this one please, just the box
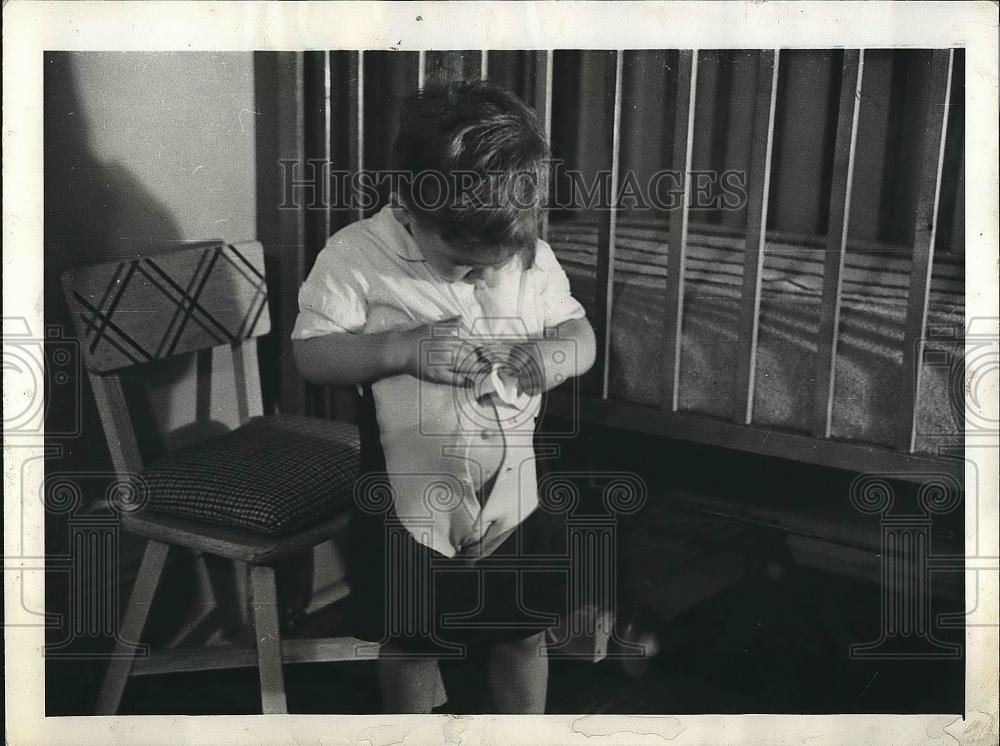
[290,234,369,341]
[532,239,587,328]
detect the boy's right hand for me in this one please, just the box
[391,316,491,387]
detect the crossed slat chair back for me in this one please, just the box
[61,241,271,476]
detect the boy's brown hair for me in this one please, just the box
[392,80,549,266]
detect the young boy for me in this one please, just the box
[291,81,595,714]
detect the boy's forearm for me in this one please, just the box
[293,317,595,390]
[292,331,406,386]
[519,316,596,395]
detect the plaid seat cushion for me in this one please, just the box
[134,414,360,536]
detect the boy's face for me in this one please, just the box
[403,209,519,285]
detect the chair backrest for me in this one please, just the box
[62,240,270,372]
[61,240,271,475]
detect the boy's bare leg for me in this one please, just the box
[488,631,548,713]
[377,645,441,713]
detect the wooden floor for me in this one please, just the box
[46,562,963,716]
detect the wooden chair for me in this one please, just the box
[61,240,399,714]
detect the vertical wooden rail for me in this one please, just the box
[320,51,333,240]
[732,49,780,424]
[533,50,554,242]
[899,48,955,452]
[303,51,332,417]
[351,51,365,222]
[304,51,332,262]
[661,50,698,412]
[321,51,365,421]
[812,50,864,438]
[255,52,308,416]
[417,50,427,89]
[594,51,625,399]
[480,49,490,80]
[324,52,333,237]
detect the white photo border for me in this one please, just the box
[4,2,997,744]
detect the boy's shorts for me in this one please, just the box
[346,488,569,655]
[346,383,570,654]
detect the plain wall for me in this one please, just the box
[66,52,256,243]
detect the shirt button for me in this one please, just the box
[480,430,491,440]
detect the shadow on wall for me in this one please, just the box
[47,53,178,465]
[44,54,183,267]
[44,52,248,466]
[42,52,243,715]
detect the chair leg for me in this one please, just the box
[432,663,447,708]
[95,539,170,715]
[250,564,287,714]
[231,560,253,641]
[165,551,221,648]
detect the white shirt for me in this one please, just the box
[291,205,586,557]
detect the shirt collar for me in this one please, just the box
[381,205,427,265]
